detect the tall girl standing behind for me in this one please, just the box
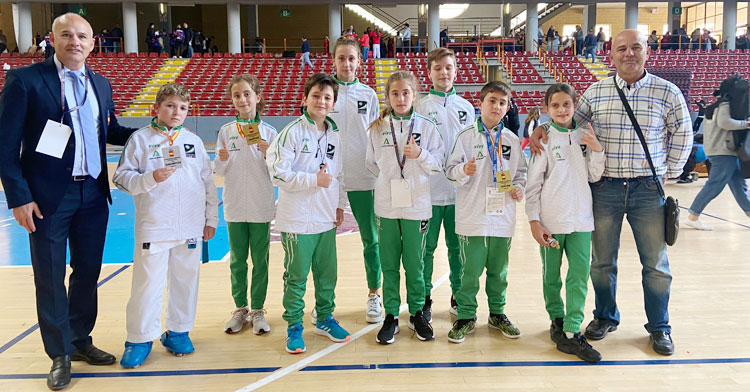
[366,71,445,345]
[327,37,383,323]
[215,74,277,335]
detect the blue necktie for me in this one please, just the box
[71,70,101,179]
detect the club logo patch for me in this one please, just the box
[501,145,511,159]
[326,143,336,159]
[358,101,367,114]
[413,133,422,145]
[420,219,429,234]
[184,144,196,158]
[458,110,468,125]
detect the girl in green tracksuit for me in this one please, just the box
[366,71,444,345]
[526,83,605,363]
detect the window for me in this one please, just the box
[637,24,650,37]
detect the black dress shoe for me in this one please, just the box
[584,318,618,340]
[47,355,71,391]
[650,331,675,356]
[71,344,116,365]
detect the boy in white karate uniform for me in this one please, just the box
[113,83,219,368]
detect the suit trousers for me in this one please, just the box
[29,177,108,358]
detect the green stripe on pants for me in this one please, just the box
[378,217,427,316]
[456,236,511,320]
[423,204,461,296]
[281,228,338,326]
[347,190,381,289]
[540,231,591,333]
[227,222,270,309]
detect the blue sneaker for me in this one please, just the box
[313,314,351,343]
[160,331,194,356]
[120,341,152,368]
[286,323,305,354]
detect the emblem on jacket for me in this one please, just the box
[358,101,367,114]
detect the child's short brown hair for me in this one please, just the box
[426,47,457,70]
[303,73,339,102]
[155,83,190,105]
[543,83,577,106]
[479,81,512,102]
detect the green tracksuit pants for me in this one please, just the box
[281,228,338,326]
[540,232,591,333]
[347,190,381,290]
[455,235,511,320]
[423,204,461,296]
[378,217,428,316]
[227,222,270,310]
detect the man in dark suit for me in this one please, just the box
[0,13,136,391]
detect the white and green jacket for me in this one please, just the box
[113,125,219,243]
[417,87,476,206]
[365,110,445,220]
[445,118,527,237]
[214,115,278,223]
[267,113,347,235]
[327,76,380,191]
[525,121,605,234]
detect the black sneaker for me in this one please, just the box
[408,310,434,341]
[449,295,458,316]
[650,331,674,356]
[422,296,433,323]
[550,318,565,344]
[376,314,399,345]
[556,333,602,363]
[584,318,617,340]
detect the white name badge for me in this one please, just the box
[162,146,183,169]
[486,185,505,216]
[391,178,413,208]
[36,120,72,159]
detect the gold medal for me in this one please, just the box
[244,123,261,145]
[495,170,513,192]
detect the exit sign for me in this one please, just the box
[280,9,291,17]
[76,7,86,17]
[672,7,682,15]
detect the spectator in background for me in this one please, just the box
[110,25,123,53]
[0,30,7,53]
[648,30,659,51]
[662,31,673,50]
[371,28,382,58]
[145,23,157,53]
[596,27,606,52]
[360,30,370,61]
[301,36,313,70]
[584,28,597,62]
[575,25,584,56]
[403,23,411,53]
[440,28,448,47]
[552,31,560,52]
[396,32,403,53]
[172,24,184,57]
[546,25,556,52]
[690,28,702,50]
[324,35,330,54]
[183,23,194,58]
[503,98,521,137]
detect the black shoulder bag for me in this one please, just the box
[614,81,679,246]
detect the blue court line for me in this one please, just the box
[678,205,750,229]
[2,357,750,380]
[0,264,131,356]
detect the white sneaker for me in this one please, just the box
[311,308,317,325]
[249,309,270,335]
[225,307,250,334]
[685,218,713,231]
[366,293,383,323]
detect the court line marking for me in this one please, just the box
[2,357,750,380]
[234,271,452,392]
[0,265,131,356]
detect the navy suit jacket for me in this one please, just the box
[0,57,136,216]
